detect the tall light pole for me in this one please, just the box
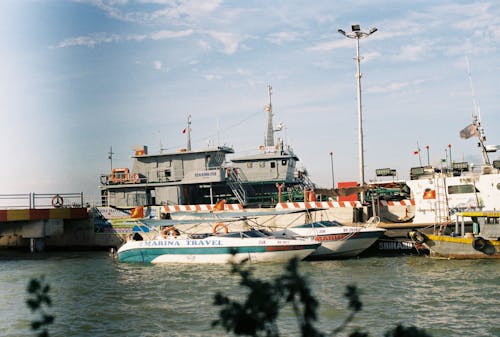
[338,24,377,204]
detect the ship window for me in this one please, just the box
[271,162,276,168]
[448,184,476,194]
[165,169,171,178]
[247,162,253,168]
[259,162,265,168]
[282,160,287,166]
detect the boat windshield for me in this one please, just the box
[218,229,274,238]
[295,221,343,228]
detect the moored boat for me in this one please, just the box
[273,220,386,258]
[410,211,500,259]
[116,222,320,263]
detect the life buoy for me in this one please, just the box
[212,222,229,234]
[409,230,426,244]
[162,226,178,238]
[51,194,64,208]
[472,237,487,251]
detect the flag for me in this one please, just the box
[459,124,478,139]
[413,150,419,155]
[182,128,186,134]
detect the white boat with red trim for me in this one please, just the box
[273,220,386,258]
[117,224,320,264]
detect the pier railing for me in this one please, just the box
[0,192,84,209]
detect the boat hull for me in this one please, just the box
[117,238,320,264]
[423,234,500,259]
[312,231,384,257]
[276,225,386,258]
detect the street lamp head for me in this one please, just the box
[351,24,360,32]
[369,27,378,35]
[338,29,346,36]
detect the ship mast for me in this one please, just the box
[466,57,490,165]
[186,113,192,151]
[265,84,274,147]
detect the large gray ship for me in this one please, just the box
[99,85,315,209]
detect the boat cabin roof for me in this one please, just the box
[458,211,500,218]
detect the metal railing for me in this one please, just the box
[0,192,85,209]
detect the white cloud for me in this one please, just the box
[153,60,162,70]
[147,0,223,22]
[236,68,251,76]
[307,38,352,52]
[208,31,244,54]
[393,42,431,62]
[266,31,299,45]
[204,73,222,80]
[367,79,426,94]
[55,33,120,48]
[150,29,194,40]
[55,29,194,48]
[198,40,211,52]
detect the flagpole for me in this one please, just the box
[416,141,422,166]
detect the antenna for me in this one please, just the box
[465,56,490,165]
[466,55,481,121]
[108,146,114,172]
[416,141,422,166]
[186,113,192,151]
[265,84,274,147]
[158,130,164,154]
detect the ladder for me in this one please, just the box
[434,174,450,227]
[226,168,254,206]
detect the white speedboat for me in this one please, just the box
[117,224,320,264]
[273,220,386,258]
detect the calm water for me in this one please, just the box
[0,251,498,337]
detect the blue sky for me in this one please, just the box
[0,0,499,202]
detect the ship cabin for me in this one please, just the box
[228,141,313,206]
[100,145,235,208]
[231,147,299,183]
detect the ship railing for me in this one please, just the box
[0,192,85,209]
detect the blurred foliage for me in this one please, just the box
[213,257,432,337]
[26,276,54,337]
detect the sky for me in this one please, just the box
[0,0,499,203]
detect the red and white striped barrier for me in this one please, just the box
[276,201,362,209]
[163,204,243,212]
[276,200,415,209]
[379,200,415,206]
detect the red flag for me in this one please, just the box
[413,150,419,155]
[182,128,186,134]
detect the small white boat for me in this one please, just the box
[117,224,320,263]
[273,220,386,258]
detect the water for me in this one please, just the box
[1,251,499,337]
